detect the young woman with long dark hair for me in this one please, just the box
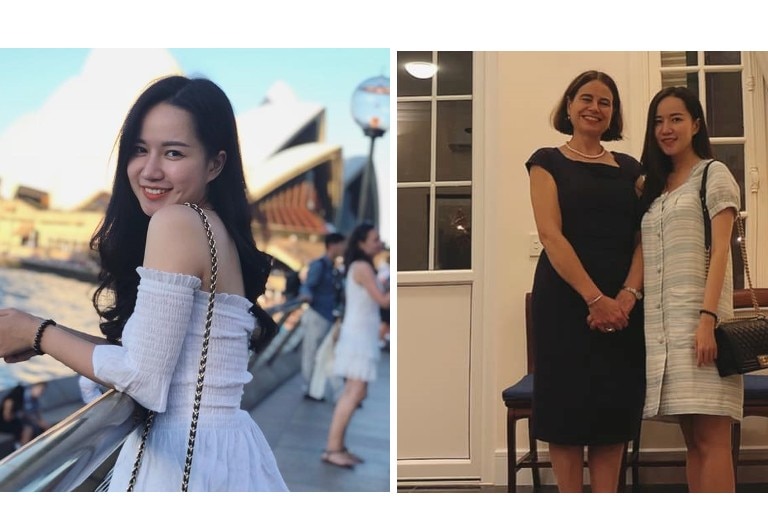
[640,86,741,492]
[0,75,287,491]
[322,222,389,468]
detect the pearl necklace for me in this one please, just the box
[565,141,606,159]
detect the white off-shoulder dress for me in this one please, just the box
[92,267,288,491]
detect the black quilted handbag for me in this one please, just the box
[715,315,768,377]
[700,161,768,377]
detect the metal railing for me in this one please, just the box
[0,390,139,491]
[0,298,308,491]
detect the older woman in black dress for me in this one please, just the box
[526,70,645,492]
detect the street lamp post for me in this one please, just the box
[350,75,390,227]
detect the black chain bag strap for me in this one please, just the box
[700,161,768,377]
[127,202,218,491]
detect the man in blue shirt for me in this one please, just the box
[298,232,346,400]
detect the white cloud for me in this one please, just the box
[0,49,181,209]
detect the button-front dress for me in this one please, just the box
[641,159,743,421]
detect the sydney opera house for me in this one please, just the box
[0,80,383,292]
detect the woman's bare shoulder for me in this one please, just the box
[143,205,211,276]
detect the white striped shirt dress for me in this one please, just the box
[641,159,743,422]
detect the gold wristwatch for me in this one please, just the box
[621,286,643,300]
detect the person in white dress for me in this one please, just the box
[0,76,288,491]
[321,222,389,468]
[639,86,742,493]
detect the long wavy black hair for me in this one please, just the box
[343,222,377,275]
[90,75,276,347]
[639,86,713,213]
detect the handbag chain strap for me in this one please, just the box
[700,160,761,315]
[127,202,218,492]
[734,213,761,314]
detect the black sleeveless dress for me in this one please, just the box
[526,147,645,445]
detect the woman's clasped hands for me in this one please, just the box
[586,293,633,334]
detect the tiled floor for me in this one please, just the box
[250,349,390,492]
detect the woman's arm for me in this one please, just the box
[1,205,205,410]
[615,233,644,316]
[2,324,111,364]
[0,311,102,382]
[615,174,646,315]
[353,262,390,308]
[529,166,628,330]
[696,207,737,366]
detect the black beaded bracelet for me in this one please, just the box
[699,309,718,323]
[33,319,57,356]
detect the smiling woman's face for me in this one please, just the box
[127,102,224,216]
[653,95,700,159]
[567,79,614,138]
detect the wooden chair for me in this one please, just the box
[501,292,630,492]
[501,293,541,492]
[730,288,768,484]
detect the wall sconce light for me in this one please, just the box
[404,61,437,79]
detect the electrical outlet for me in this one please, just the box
[529,233,543,257]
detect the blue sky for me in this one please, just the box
[0,48,389,138]
[0,48,390,239]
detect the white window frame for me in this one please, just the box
[650,51,766,287]
[397,51,475,285]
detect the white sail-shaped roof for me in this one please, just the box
[238,81,325,175]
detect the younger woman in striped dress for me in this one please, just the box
[640,86,742,493]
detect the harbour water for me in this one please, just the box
[0,266,100,392]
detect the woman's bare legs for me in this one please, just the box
[679,414,735,492]
[550,442,625,492]
[550,443,584,492]
[587,443,625,492]
[324,378,367,467]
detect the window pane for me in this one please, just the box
[712,143,745,290]
[398,187,430,271]
[705,51,740,65]
[436,51,472,96]
[434,186,471,270]
[436,100,472,181]
[706,72,743,137]
[661,51,697,67]
[397,101,431,182]
[397,51,433,97]
[661,71,699,95]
